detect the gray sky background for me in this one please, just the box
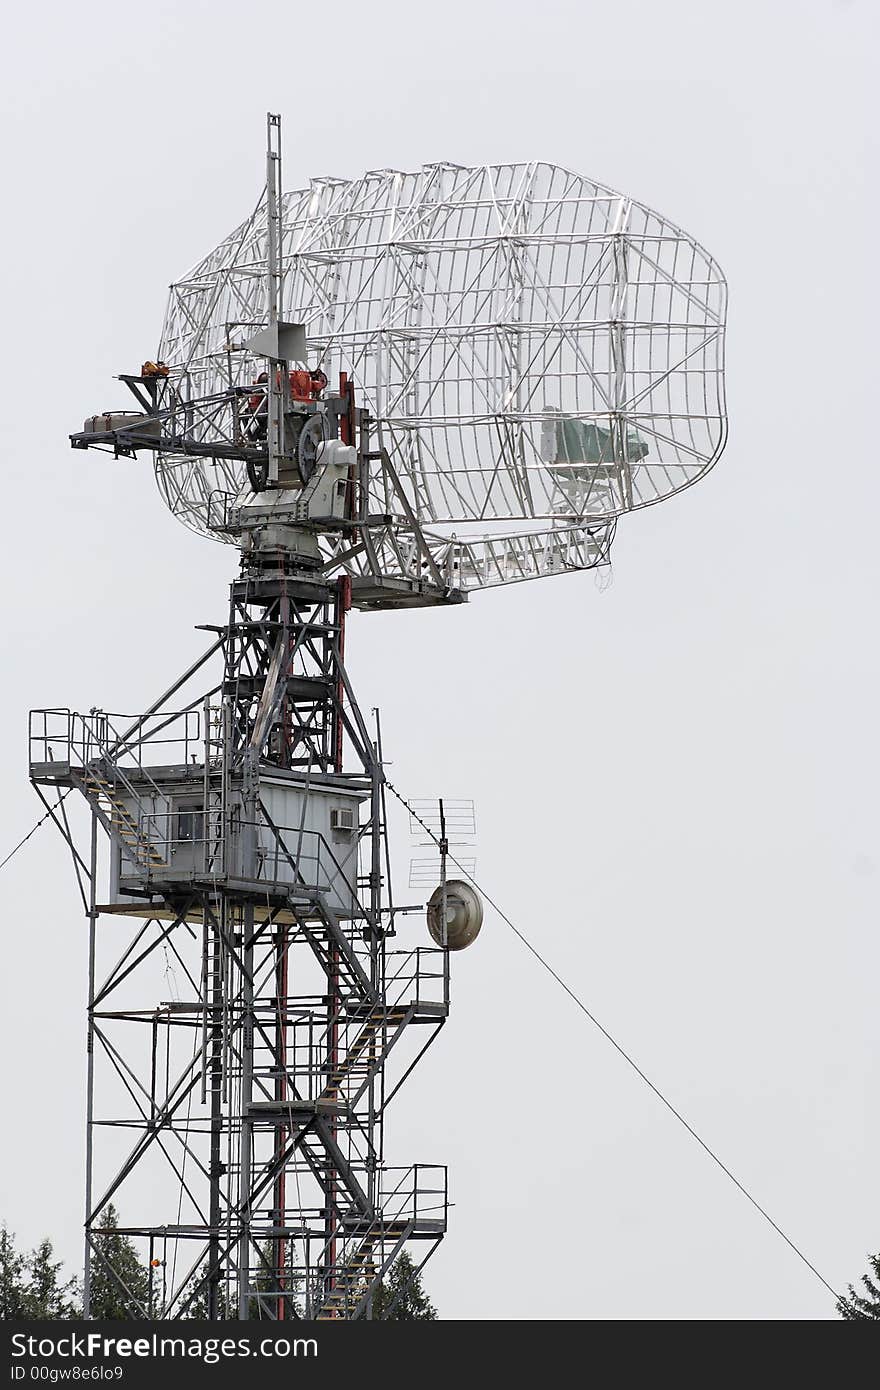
[0,0,876,1320]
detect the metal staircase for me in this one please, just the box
[29,638,451,1319]
[78,767,166,873]
[323,1005,410,1105]
[29,709,169,877]
[314,1224,410,1320]
[309,1162,446,1319]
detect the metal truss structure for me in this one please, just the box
[39,118,728,1321]
[30,561,448,1320]
[74,157,725,598]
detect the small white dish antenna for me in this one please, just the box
[427,880,483,952]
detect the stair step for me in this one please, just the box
[80,770,167,868]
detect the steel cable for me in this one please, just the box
[0,790,73,874]
[387,779,842,1305]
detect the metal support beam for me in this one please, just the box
[31,545,449,1320]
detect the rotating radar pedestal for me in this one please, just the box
[33,112,727,1321]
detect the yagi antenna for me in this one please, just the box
[408,797,476,890]
[408,798,482,951]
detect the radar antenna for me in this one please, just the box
[32,114,727,1320]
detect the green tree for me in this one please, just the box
[838,1252,880,1321]
[248,1240,301,1320]
[178,1263,211,1320]
[23,1239,80,1319]
[0,1226,28,1320]
[177,1259,235,1320]
[372,1251,436,1321]
[88,1205,150,1319]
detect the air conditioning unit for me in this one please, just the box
[330,807,356,832]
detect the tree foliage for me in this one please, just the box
[248,1240,301,1320]
[0,1226,80,1320]
[0,1227,29,1320]
[837,1252,880,1321]
[177,1259,236,1320]
[372,1251,437,1321]
[23,1239,80,1319]
[2,1214,440,1323]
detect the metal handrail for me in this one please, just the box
[300,1160,448,1314]
[59,711,168,857]
[296,946,446,1091]
[30,705,209,776]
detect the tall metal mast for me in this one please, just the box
[30,535,451,1322]
[265,111,284,485]
[30,120,454,1321]
[33,129,727,1321]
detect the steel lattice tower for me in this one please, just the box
[29,115,727,1320]
[31,546,450,1319]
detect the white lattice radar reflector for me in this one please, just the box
[157,162,727,591]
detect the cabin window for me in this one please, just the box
[176,804,204,844]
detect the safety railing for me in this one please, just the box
[377,1163,448,1232]
[112,807,363,902]
[291,1162,448,1319]
[29,706,208,780]
[30,710,174,861]
[30,706,221,876]
[269,946,446,1105]
[254,804,363,908]
[384,947,447,1011]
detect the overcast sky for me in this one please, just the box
[0,0,876,1320]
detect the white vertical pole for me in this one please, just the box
[610,198,633,510]
[82,808,98,1318]
[265,112,283,484]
